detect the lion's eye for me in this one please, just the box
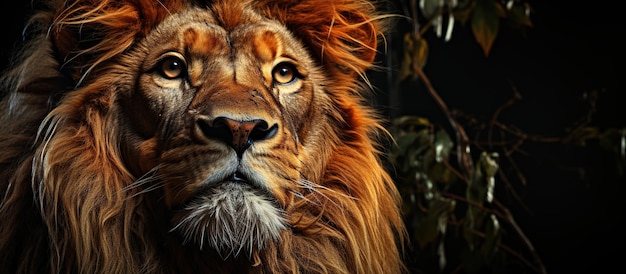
[272,63,298,85]
[158,57,186,79]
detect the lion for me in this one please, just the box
[0,0,406,273]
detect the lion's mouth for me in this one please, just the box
[170,170,286,256]
[228,171,247,183]
[211,170,275,198]
[170,170,274,211]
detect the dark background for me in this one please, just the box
[1,1,624,273]
[373,1,626,273]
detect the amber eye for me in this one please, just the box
[158,56,186,79]
[272,63,298,85]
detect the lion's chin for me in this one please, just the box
[170,182,286,258]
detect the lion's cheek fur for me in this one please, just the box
[120,75,188,137]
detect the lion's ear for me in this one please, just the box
[258,0,385,78]
[49,0,186,82]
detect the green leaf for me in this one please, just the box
[462,214,503,274]
[471,0,501,55]
[452,0,475,24]
[569,126,600,145]
[462,244,485,274]
[390,124,434,177]
[399,33,429,81]
[414,196,456,248]
[467,152,499,205]
[598,128,626,175]
[463,208,486,250]
[395,132,421,154]
[420,0,441,19]
[482,214,502,260]
[509,2,533,28]
[598,128,625,155]
[393,115,431,129]
[464,152,499,248]
[428,162,456,184]
[434,129,453,163]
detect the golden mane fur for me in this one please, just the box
[0,0,406,273]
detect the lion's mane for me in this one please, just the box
[0,0,406,273]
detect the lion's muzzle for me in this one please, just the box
[197,116,278,158]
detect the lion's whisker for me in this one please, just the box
[292,178,358,208]
[155,0,172,16]
[121,166,165,198]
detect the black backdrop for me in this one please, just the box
[372,1,625,273]
[1,1,624,273]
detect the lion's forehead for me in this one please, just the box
[152,6,291,58]
[181,26,288,86]
[146,7,301,88]
[180,22,285,58]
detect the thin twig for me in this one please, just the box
[414,65,474,178]
[438,191,547,274]
[488,87,522,149]
[469,229,546,274]
[493,200,547,274]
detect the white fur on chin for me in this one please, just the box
[170,182,286,258]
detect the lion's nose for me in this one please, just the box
[197,117,278,157]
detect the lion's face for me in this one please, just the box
[1,0,406,272]
[116,6,326,256]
